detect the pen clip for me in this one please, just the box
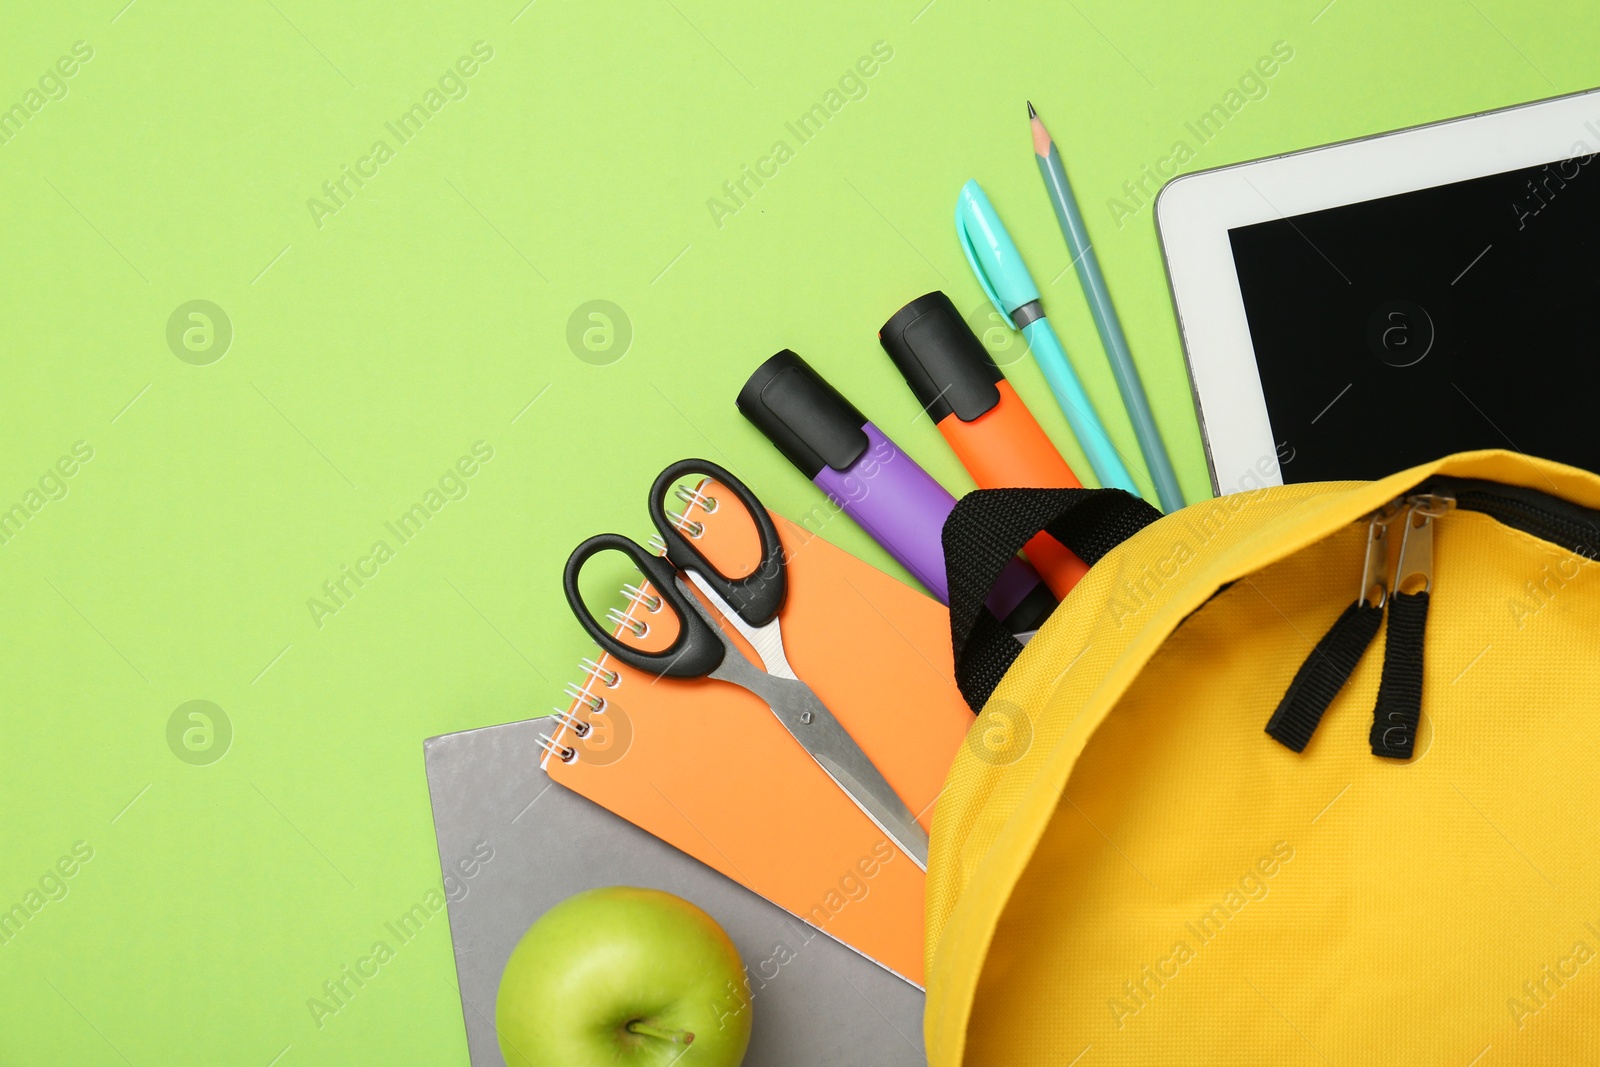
[954,199,1015,330]
[955,179,1043,333]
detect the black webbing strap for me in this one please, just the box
[942,488,1163,712]
[1370,590,1430,759]
[1265,601,1385,752]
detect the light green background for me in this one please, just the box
[0,0,1590,1061]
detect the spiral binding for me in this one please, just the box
[675,484,719,513]
[622,582,662,614]
[667,510,704,538]
[605,608,648,637]
[539,612,638,763]
[580,657,619,688]
[564,681,606,715]
[536,734,576,762]
[547,707,590,737]
[540,475,717,765]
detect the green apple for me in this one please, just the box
[496,886,752,1067]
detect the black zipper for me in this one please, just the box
[1416,477,1600,559]
[1268,477,1600,758]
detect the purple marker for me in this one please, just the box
[737,350,1055,635]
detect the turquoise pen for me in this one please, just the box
[955,179,1140,497]
[1029,103,1185,512]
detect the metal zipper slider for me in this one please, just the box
[1370,493,1453,760]
[1392,494,1455,596]
[1359,502,1402,608]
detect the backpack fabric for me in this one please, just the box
[925,449,1600,1065]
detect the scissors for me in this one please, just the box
[562,458,930,871]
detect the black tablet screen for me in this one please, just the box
[1228,150,1600,483]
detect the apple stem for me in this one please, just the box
[625,1020,695,1045]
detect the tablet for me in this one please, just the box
[1157,87,1600,495]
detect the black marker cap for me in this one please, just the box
[737,350,870,479]
[878,291,1003,424]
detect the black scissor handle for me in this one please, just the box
[647,458,786,628]
[562,533,725,678]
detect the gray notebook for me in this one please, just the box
[423,716,927,1066]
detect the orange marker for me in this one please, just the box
[879,290,1090,597]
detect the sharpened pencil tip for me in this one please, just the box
[1028,104,1051,156]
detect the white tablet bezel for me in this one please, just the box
[1156,86,1600,496]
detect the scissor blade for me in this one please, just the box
[714,657,929,871]
[802,711,931,872]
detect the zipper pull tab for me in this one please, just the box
[1360,503,1398,608]
[1391,494,1452,597]
[1265,502,1399,753]
[1370,494,1453,759]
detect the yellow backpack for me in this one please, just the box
[926,450,1600,1065]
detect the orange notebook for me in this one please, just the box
[542,479,972,987]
